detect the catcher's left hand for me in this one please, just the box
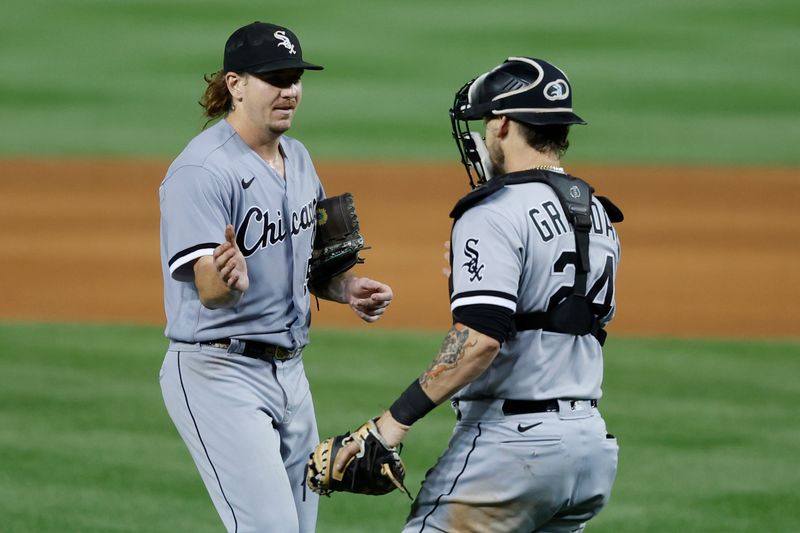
[306,419,410,498]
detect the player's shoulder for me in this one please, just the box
[162,121,239,185]
[466,182,551,217]
[179,120,238,161]
[453,174,560,218]
[455,188,524,234]
[505,180,562,201]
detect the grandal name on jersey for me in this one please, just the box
[528,198,618,243]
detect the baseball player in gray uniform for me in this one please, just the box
[158,22,392,533]
[332,57,622,532]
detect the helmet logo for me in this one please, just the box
[274,30,296,54]
[569,186,581,199]
[544,80,570,101]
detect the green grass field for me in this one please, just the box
[1,323,798,532]
[2,0,799,163]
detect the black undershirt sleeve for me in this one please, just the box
[452,304,514,345]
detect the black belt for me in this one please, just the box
[502,399,597,415]
[204,338,300,361]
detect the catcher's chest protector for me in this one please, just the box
[450,170,623,344]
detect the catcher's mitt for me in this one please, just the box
[306,419,410,498]
[309,193,366,290]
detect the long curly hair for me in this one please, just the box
[199,69,233,123]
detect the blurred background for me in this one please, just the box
[0,1,798,531]
[2,0,797,163]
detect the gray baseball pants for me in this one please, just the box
[403,399,618,533]
[160,342,319,533]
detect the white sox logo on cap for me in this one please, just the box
[274,30,296,54]
[544,80,570,101]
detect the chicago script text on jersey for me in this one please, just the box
[237,198,317,257]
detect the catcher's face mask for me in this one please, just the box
[449,79,495,189]
[449,57,588,189]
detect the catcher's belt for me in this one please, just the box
[452,398,598,421]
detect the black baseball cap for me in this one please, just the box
[223,22,323,73]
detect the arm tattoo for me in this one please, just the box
[420,326,475,386]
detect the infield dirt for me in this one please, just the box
[1,159,797,338]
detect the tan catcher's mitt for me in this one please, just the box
[309,193,366,291]
[306,419,410,498]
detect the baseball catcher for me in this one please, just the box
[308,193,366,291]
[309,57,622,532]
[306,419,410,498]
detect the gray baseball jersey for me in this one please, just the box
[160,119,323,349]
[450,180,620,402]
[159,119,324,533]
[404,171,620,533]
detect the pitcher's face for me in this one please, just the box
[239,69,304,135]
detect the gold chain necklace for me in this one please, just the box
[531,164,564,172]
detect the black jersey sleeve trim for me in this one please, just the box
[450,290,517,304]
[168,242,220,267]
[453,304,514,344]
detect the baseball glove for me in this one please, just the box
[306,419,410,498]
[309,193,366,290]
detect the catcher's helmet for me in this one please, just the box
[449,57,585,187]
[452,56,585,126]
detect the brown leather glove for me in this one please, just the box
[309,193,366,291]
